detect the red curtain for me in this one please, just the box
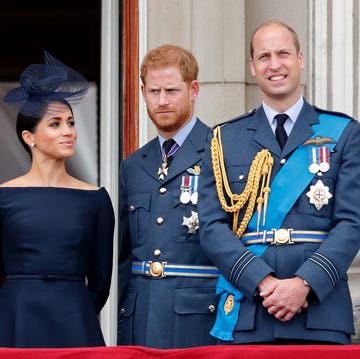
[0,345,359,359]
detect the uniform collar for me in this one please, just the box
[158,116,197,148]
[263,96,304,133]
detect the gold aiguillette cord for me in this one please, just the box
[211,126,274,238]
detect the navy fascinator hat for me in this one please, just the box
[3,51,89,118]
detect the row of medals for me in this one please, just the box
[180,174,199,205]
[308,146,330,174]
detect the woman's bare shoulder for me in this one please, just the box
[68,177,100,190]
[0,175,99,190]
[0,176,28,187]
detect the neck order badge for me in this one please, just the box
[158,139,179,180]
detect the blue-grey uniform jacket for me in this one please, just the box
[198,100,360,344]
[118,119,218,349]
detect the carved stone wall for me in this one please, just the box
[145,0,360,342]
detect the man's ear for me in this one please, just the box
[249,57,256,77]
[141,83,147,100]
[189,80,200,101]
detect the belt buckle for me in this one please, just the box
[271,228,293,245]
[148,261,167,277]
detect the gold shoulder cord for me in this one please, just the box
[211,126,274,237]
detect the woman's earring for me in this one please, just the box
[30,143,36,148]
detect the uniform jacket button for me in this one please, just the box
[159,187,167,194]
[153,249,162,257]
[208,304,216,313]
[156,217,164,225]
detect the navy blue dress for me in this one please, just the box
[0,187,114,348]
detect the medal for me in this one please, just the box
[308,162,319,174]
[180,176,192,204]
[158,162,168,180]
[182,211,199,234]
[185,166,201,205]
[308,147,319,174]
[190,175,199,205]
[224,294,234,315]
[308,146,330,174]
[319,161,330,173]
[180,191,191,204]
[306,179,333,211]
[319,146,330,172]
[190,192,198,205]
[158,140,180,179]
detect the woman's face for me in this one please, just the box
[26,102,77,160]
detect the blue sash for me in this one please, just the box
[210,114,350,341]
[248,114,350,231]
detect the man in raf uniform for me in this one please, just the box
[117,44,218,349]
[198,21,360,344]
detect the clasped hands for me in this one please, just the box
[257,275,311,322]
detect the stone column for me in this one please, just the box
[308,0,355,113]
[99,0,119,346]
[308,0,360,343]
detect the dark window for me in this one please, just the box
[0,0,100,82]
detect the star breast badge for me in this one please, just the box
[306,179,333,211]
[182,211,199,234]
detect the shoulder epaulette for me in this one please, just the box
[313,105,357,122]
[212,108,257,130]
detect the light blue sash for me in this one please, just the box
[211,114,350,341]
[210,245,267,341]
[248,114,350,231]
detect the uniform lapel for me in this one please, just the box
[162,119,209,183]
[139,119,209,184]
[140,139,164,182]
[251,107,280,156]
[251,102,320,158]
[281,101,319,157]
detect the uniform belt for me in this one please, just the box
[6,274,84,282]
[132,261,219,278]
[241,229,328,245]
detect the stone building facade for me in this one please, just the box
[139,0,360,343]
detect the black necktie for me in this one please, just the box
[275,113,288,150]
[163,138,176,166]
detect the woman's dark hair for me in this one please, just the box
[16,99,73,154]
[4,51,88,155]
[16,112,41,154]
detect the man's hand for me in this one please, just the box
[258,275,310,322]
[257,274,278,298]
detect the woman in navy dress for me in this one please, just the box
[0,52,114,348]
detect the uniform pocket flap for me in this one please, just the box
[227,164,251,184]
[174,287,218,315]
[119,288,137,318]
[128,192,151,212]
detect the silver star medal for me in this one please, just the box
[306,179,333,211]
[182,211,199,234]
